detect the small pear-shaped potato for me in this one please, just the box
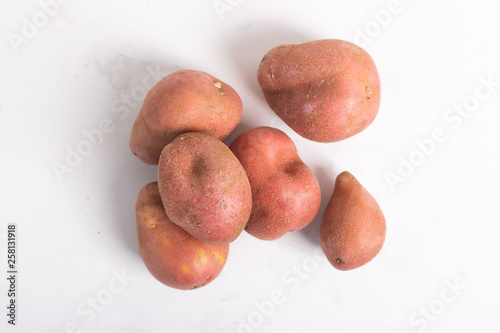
[136,182,229,290]
[320,172,386,270]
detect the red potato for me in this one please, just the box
[130,69,243,164]
[257,39,381,143]
[136,182,229,290]
[230,127,321,240]
[158,132,252,245]
[320,171,386,271]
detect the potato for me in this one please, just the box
[230,127,321,240]
[130,69,243,164]
[135,182,229,290]
[320,171,386,270]
[158,132,252,245]
[257,39,381,142]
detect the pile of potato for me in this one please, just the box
[131,39,386,290]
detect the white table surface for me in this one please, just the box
[1,0,500,332]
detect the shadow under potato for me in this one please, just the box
[298,164,339,247]
[94,53,179,258]
[222,117,254,147]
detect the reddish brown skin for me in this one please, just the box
[130,69,243,164]
[257,39,381,143]
[229,127,321,240]
[320,171,386,270]
[158,132,252,245]
[135,182,229,290]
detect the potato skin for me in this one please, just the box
[320,172,386,271]
[135,182,229,290]
[130,69,243,164]
[230,127,321,240]
[158,132,252,245]
[257,39,381,143]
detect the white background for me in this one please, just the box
[1,0,500,332]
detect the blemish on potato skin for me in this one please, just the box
[366,85,373,100]
[213,252,227,263]
[197,249,208,265]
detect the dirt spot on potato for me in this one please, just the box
[306,85,313,99]
[180,265,190,274]
[365,85,373,100]
[191,153,207,177]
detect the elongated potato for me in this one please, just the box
[130,70,243,164]
[158,132,252,245]
[320,172,386,270]
[136,182,229,290]
[230,126,321,240]
[257,39,381,142]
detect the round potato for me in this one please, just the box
[257,39,381,142]
[230,126,321,240]
[158,132,252,245]
[136,182,229,290]
[130,69,243,164]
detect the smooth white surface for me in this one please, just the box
[1,0,500,332]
